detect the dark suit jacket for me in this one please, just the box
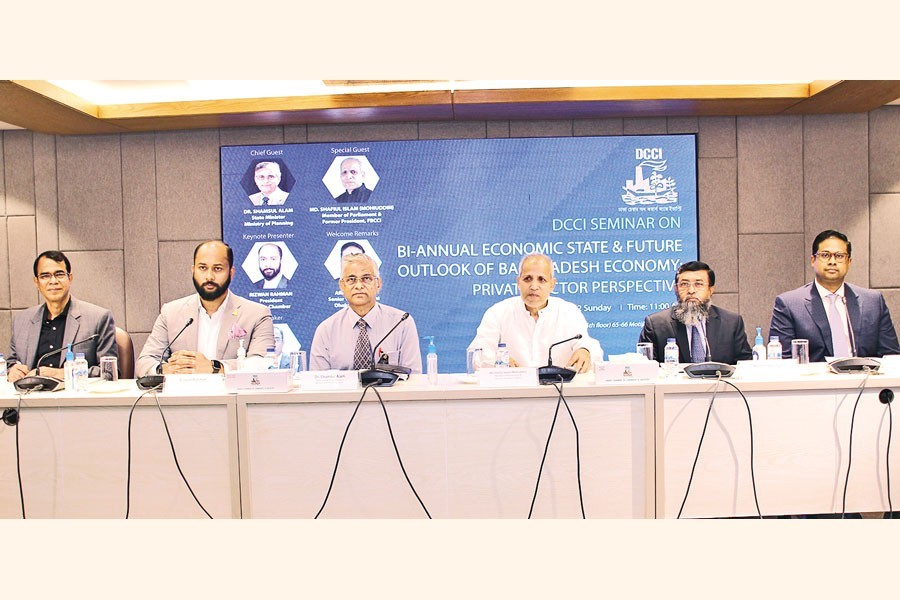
[254,275,288,290]
[769,282,900,362]
[638,305,752,365]
[335,185,372,204]
[7,297,118,370]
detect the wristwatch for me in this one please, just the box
[211,360,223,374]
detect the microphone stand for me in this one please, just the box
[13,334,100,392]
[136,318,195,390]
[359,313,412,387]
[538,334,582,385]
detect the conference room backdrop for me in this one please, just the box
[1,109,899,363]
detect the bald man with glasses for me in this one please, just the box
[769,229,900,362]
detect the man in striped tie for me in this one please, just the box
[769,229,900,362]
[638,261,752,365]
[309,253,422,373]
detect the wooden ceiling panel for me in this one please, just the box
[0,81,127,135]
[1,80,897,136]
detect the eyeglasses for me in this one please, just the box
[814,251,849,263]
[37,271,69,282]
[676,280,707,290]
[341,275,378,286]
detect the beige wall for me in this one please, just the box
[2,109,900,356]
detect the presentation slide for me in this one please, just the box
[221,135,697,372]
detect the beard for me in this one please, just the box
[673,298,711,326]
[261,267,279,281]
[193,274,231,302]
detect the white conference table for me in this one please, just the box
[656,363,900,518]
[2,363,899,519]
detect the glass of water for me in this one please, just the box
[791,339,810,364]
[636,342,654,361]
[100,356,118,381]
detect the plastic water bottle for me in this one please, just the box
[74,353,89,391]
[752,327,766,360]
[265,346,277,369]
[236,339,247,370]
[664,338,679,376]
[495,343,510,368]
[64,343,76,390]
[423,336,438,385]
[767,336,782,360]
[0,353,7,379]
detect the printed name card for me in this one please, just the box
[299,370,361,391]
[224,370,293,393]
[163,374,228,396]
[594,361,660,382]
[478,367,539,388]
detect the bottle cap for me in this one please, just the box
[667,338,676,343]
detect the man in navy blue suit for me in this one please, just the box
[769,230,900,361]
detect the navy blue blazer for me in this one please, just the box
[769,282,900,362]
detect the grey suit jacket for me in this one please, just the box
[136,292,274,376]
[769,282,900,362]
[638,304,752,365]
[7,296,118,371]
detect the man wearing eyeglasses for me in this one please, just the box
[769,229,900,361]
[638,261,751,365]
[6,250,117,382]
[249,161,289,206]
[309,253,422,372]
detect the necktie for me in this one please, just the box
[827,294,852,357]
[690,324,706,363]
[352,318,371,369]
[262,197,269,205]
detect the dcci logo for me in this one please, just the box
[622,148,678,206]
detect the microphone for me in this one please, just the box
[14,334,100,392]
[683,320,735,379]
[359,313,412,387]
[136,318,195,390]
[538,334,582,385]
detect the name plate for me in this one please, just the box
[594,361,659,382]
[163,374,228,395]
[478,367,538,388]
[299,370,361,391]
[224,369,293,393]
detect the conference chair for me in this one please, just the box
[115,327,135,379]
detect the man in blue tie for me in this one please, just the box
[638,261,751,365]
[769,229,900,361]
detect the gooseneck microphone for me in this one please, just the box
[360,313,412,387]
[13,334,100,392]
[538,334,582,385]
[683,321,736,379]
[136,318,195,390]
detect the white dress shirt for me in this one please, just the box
[196,291,231,359]
[467,296,603,368]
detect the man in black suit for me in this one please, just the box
[334,157,373,203]
[638,261,751,364]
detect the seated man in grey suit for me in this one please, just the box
[769,229,900,361]
[136,240,275,376]
[639,261,751,365]
[6,250,118,382]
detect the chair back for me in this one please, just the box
[115,327,135,379]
